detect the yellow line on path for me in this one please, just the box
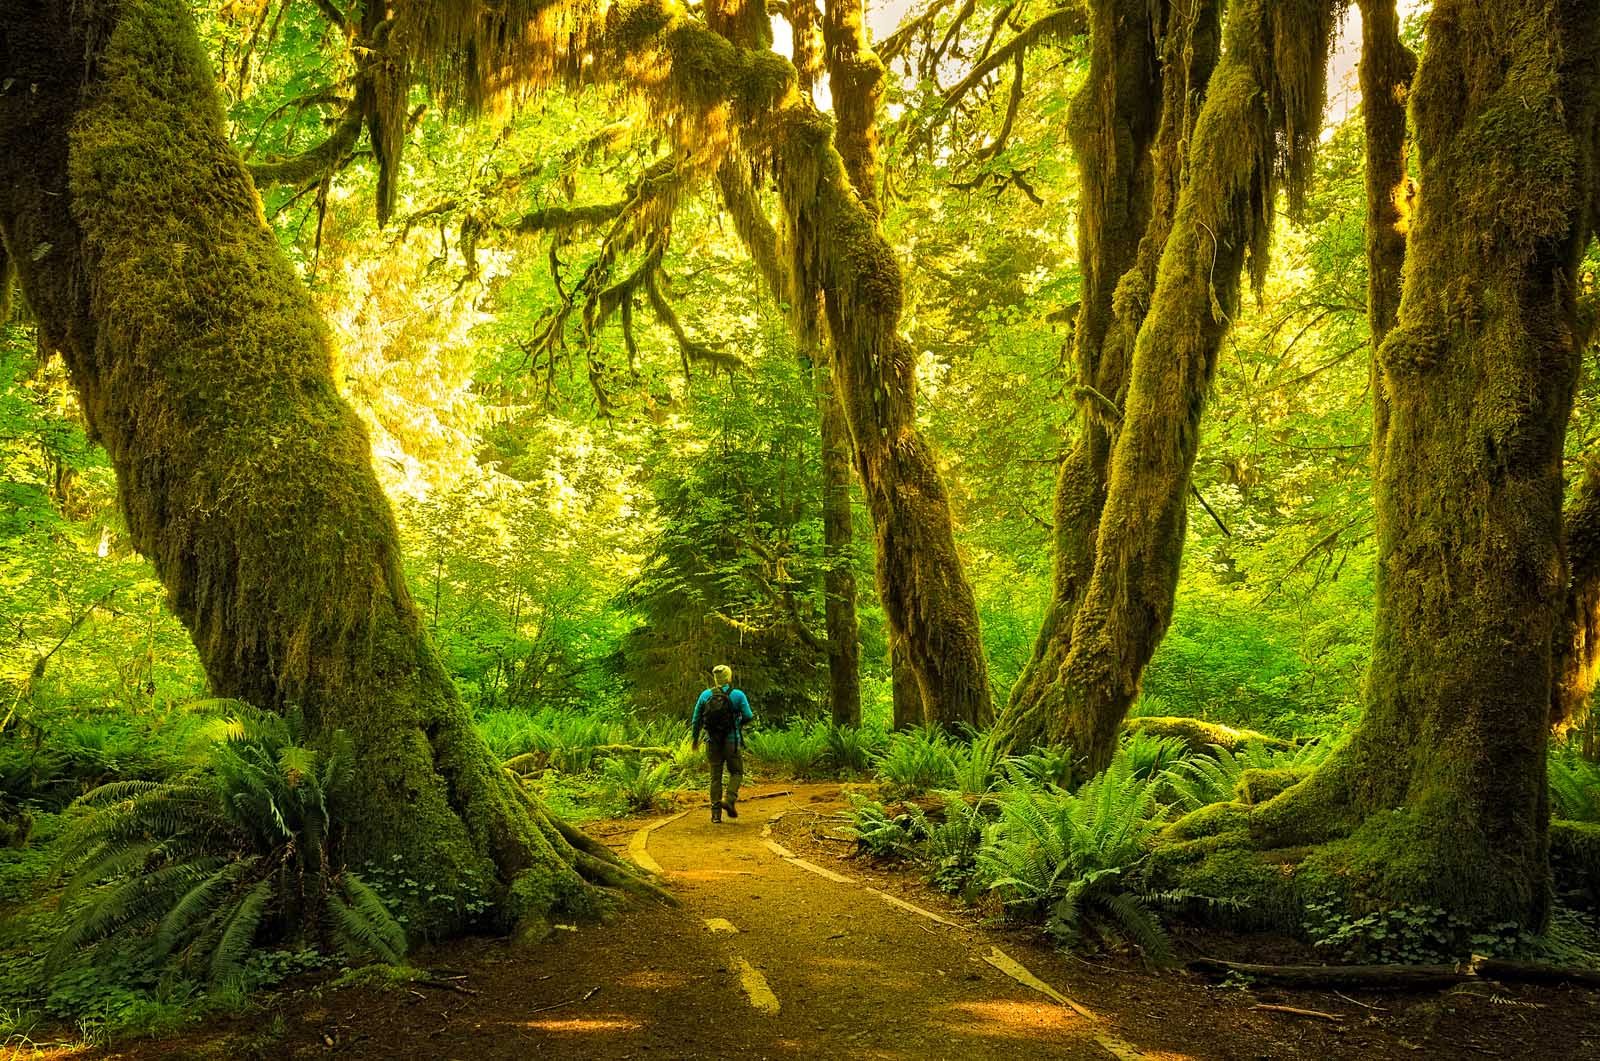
[760,837,795,859]
[865,886,963,927]
[626,809,689,875]
[732,958,780,1014]
[984,946,1148,1060]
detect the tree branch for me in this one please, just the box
[246,107,364,189]
[936,5,1087,117]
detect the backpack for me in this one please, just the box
[702,687,738,743]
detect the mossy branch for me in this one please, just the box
[246,107,364,189]
[935,5,1088,117]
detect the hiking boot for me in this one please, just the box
[711,810,722,823]
[723,800,738,819]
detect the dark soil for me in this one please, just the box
[42,782,1600,1061]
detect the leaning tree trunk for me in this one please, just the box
[1239,0,1600,930]
[0,0,654,936]
[996,0,1221,751]
[1045,0,1338,771]
[696,0,986,729]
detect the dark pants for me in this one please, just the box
[707,735,743,813]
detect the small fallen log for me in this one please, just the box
[1191,957,1468,989]
[1191,956,1600,990]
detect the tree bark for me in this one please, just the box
[0,0,655,936]
[1357,0,1414,464]
[695,0,987,729]
[816,359,862,726]
[1045,0,1338,771]
[1244,0,1600,930]
[996,0,1219,751]
[890,633,925,729]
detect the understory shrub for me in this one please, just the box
[873,727,957,793]
[744,721,828,777]
[978,752,1178,956]
[600,756,680,812]
[48,710,406,984]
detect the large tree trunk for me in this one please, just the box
[0,0,653,936]
[890,634,924,729]
[996,0,1220,751]
[1232,0,1600,930]
[1040,0,1338,771]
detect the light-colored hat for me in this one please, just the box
[712,664,733,685]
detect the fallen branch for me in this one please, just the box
[413,978,480,997]
[1191,956,1600,991]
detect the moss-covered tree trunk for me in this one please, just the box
[1036,0,1337,771]
[997,0,1220,751]
[1186,0,1600,932]
[816,360,862,727]
[0,0,652,936]
[694,0,988,729]
[890,634,924,729]
[804,0,986,730]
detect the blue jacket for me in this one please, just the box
[692,685,753,746]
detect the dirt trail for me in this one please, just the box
[640,783,1141,1060]
[82,781,1600,1061]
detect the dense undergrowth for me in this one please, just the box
[3,690,1599,1051]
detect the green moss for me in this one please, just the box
[42,0,656,941]
[1146,825,1303,931]
[1122,716,1294,753]
[1163,800,1251,841]
[1234,767,1312,806]
[1551,819,1600,903]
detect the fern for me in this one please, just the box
[976,753,1173,957]
[600,755,680,812]
[950,730,1007,795]
[1549,745,1600,822]
[825,724,885,775]
[874,727,957,793]
[1122,732,1189,781]
[1004,746,1078,789]
[50,708,407,983]
[745,722,827,778]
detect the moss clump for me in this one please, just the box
[1234,767,1312,806]
[1147,821,1303,932]
[1551,820,1600,904]
[1162,799,1251,841]
[1122,716,1294,753]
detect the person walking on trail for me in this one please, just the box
[692,664,753,823]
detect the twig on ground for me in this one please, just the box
[526,986,600,1015]
[414,979,480,997]
[1333,990,1387,1011]
[1252,1003,1341,1021]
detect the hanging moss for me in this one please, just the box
[997,0,1201,750]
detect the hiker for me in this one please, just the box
[691,664,753,823]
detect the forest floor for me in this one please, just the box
[20,781,1600,1060]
